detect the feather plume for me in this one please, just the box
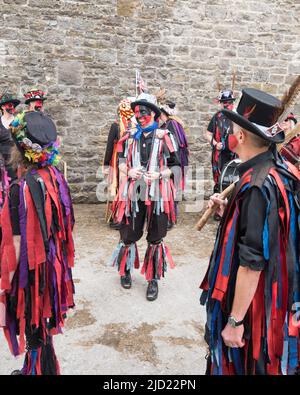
[278,75,300,121]
[155,88,167,105]
[243,104,257,119]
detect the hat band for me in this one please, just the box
[251,121,282,137]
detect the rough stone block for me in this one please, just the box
[58,61,84,86]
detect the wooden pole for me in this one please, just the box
[195,182,236,231]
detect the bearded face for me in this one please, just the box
[134,105,153,128]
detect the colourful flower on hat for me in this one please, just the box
[10,111,61,167]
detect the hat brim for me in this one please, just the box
[25,97,47,105]
[131,100,161,119]
[222,109,285,144]
[160,107,170,116]
[0,99,21,107]
[219,98,236,102]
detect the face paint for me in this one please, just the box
[3,102,16,115]
[223,102,234,111]
[34,100,43,111]
[228,134,239,151]
[280,120,292,132]
[134,105,152,128]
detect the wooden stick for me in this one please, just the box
[105,200,112,223]
[195,182,236,231]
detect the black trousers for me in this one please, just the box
[120,201,168,244]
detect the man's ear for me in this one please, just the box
[239,128,246,143]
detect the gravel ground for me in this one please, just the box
[0,203,218,375]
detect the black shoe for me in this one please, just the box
[146,280,158,301]
[167,222,174,231]
[11,370,22,375]
[109,221,121,230]
[120,271,132,289]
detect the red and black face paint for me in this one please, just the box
[2,102,17,115]
[134,105,152,127]
[222,101,234,110]
[33,100,43,111]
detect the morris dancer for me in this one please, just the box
[0,93,20,180]
[280,113,299,166]
[0,111,75,375]
[159,100,189,215]
[206,89,236,195]
[110,93,179,301]
[200,88,300,375]
[24,88,47,112]
[103,97,135,229]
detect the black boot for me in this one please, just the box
[109,221,121,230]
[120,270,132,289]
[11,370,22,375]
[146,280,158,301]
[167,222,174,231]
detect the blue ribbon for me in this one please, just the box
[133,121,158,140]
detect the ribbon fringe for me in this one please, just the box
[141,241,175,282]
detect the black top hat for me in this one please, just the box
[0,93,20,107]
[222,88,285,143]
[24,89,47,105]
[218,90,236,102]
[131,93,161,119]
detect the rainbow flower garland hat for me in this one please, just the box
[10,111,61,167]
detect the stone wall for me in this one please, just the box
[0,0,299,203]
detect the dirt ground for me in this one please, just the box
[0,203,218,375]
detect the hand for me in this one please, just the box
[216,142,223,151]
[128,168,143,180]
[102,166,110,176]
[208,193,228,217]
[143,171,160,183]
[221,323,245,348]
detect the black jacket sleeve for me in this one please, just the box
[167,149,180,168]
[207,114,216,134]
[9,183,21,236]
[238,186,267,271]
[103,122,119,166]
[165,130,180,168]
